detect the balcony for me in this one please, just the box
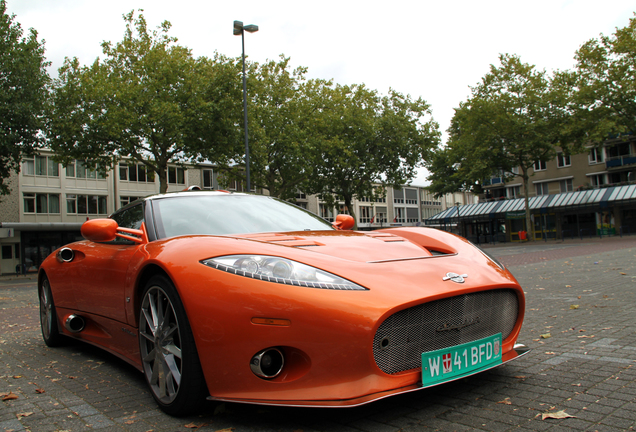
[606,155,636,169]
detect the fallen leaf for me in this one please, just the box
[497,397,512,405]
[542,410,575,420]
[16,412,33,419]
[185,423,208,429]
[619,272,626,275]
[540,333,552,339]
[35,388,45,394]
[565,285,572,288]
[214,429,234,432]
[545,352,555,355]
[570,305,579,310]
[2,392,19,401]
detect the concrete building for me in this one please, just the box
[0,149,225,275]
[427,137,636,243]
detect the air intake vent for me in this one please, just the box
[373,289,519,374]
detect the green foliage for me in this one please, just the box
[427,54,582,238]
[220,56,323,200]
[0,0,49,195]
[47,11,243,193]
[305,83,440,226]
[572,13,636,142]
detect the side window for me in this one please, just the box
[109,204,145,244]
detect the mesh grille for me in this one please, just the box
[373,289,519,374]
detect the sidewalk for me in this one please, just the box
[479,233,636,267]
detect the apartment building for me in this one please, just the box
[428,137,636,243]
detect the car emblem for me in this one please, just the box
[442,272,468,283]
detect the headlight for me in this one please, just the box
[201,255,368,291]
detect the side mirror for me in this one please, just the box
[81,219,147,244]
[82,219,118,242]
[333,214,355,230]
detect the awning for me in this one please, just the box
[425,185,636,225]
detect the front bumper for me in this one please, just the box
[207,343,531,407]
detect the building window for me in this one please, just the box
[535,183,550,196]
[22,156,59,177]
[295,191,306,200]
[120,196,139,208]
[589,174,606,187]
[393,188,404,204]
[506,186,520,199]
[559,179,573,193]
[66,195,108,215]
[405,188,418,205]
[202,169,213,189]
[606,142,631,159]
[120,163,154,183]
[24,193,60,214]
[375,207,387,223]
[359,206,374,223]
[2,245,12,259]
[588,147,604,164]
[557,153,571,168]
[338,205,350,215]
[394,207,405,223]
[533,160,547,171]
[168,166,185,185]
[320,204,334,222]
[406,208,419,223]
[65,160,105,179]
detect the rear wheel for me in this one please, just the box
[39,276,63,347]
[138,275,207,416]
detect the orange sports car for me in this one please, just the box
[38,191,529,415]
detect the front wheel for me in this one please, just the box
[39,276,64,347]
[138,275,207,416]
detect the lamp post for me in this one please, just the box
[233,20,258,193]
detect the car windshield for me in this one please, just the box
[152,194,334,238]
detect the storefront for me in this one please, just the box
[426,185,636,242]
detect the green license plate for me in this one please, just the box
[421,333,502,386]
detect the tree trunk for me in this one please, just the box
[158,167,168,194]
[522,172,533,242]
[344,194,357,230]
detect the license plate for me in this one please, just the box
[421,333,502,386]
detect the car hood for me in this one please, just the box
[231,230,434,263]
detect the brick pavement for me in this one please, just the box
[1,238,635,431]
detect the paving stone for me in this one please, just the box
[2,237,636,431]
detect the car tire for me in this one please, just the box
[39,276,64,347]
[138,275,208,416]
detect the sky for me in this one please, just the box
[6,0,635,185]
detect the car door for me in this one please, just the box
[73,203,145,323]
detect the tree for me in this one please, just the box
[306,83,439,227]
[571,14,636,142]
[0,0,49,195]
[48,11,242,193]
[219,56,326,200]
[427,54,581,240]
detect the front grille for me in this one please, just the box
[373,289,519,374]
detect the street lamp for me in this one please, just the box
[233,20,258,193]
